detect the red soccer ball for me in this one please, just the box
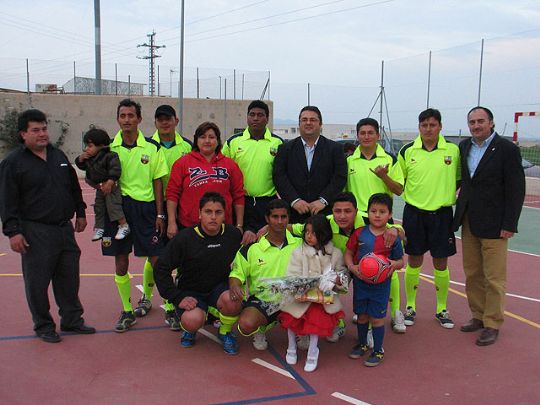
[358,253,391,284]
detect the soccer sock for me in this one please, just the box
[357,322,369,345]
[389,271,401,315]
[308,334,319,357]
[218,313,238,335]
[287,329,297,351]
[163,300,175,312]
[337,318,346,328]
[405,264,421,310]
[434,268,450,314]
[142,259,154,300]
[372,324,385,353]
[114,274,133,312]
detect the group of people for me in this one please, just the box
[0,98,525,371]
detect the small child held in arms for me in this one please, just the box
[75,128,129,241]
[344,193,404,367]
[279,214,345,372]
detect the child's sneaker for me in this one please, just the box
[349,343,369,359]
[114,311,136,333]
[181,331,196,348]
[92,228,104,241]
[218,332,238,355]
[404,306,416,326]
[252,332,268,350]
[164,310,181,331]
[435,310,455,329]
[286,349,297,365]
[391,309,407,333]
[364,350,384,367]
[115,224,130,240]
[134,295,152,317]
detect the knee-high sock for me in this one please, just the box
[405,264,421,310]
[218,313,238,335]
[287,328,297,351]
[389,271,401,314]
[115,274,132,312]
[142,258,154,299]
[308,334,319,358]
[434,268,450,313]
[163,300,175,312]
[372,324,385,353]
[356,322,369,345]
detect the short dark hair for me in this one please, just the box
[117,98,142,118]
[199,191,226,210]
[193,122,222,153]
[18,109,47,133]
[367,193,393,213]
[248,100,269,117]
[299,106,323,124]
[418,108,441,124]
[332,192,357,209]
[467,106,494,121]
[83,128,111,147]
[265,199,290,217]
[356,117,379,134]
[304,214,332,251]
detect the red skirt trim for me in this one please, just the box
[279,303,345,337]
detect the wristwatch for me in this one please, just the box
[157,214,166,219]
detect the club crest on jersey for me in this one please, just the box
[270,147,278,156]
[189,166,230,187]
[257,258,266,266]
[444,156,452,165]
[141,154,150,164]
[102,237,112,247]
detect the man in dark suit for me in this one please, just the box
[453,106,525,346]
[272,106,347,223]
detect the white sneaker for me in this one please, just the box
[304,347,319,372]
[115,224,130,240]
[391,309,407,334]
[286,349,297,365]
[352,314,358,324]
[367,329,374,349]
[296,335,309,351]
[252,332,268,350]
[92,228,104,241]
[326,325,346,343]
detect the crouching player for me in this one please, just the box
[153,192,242,355]
[344,193,404,366]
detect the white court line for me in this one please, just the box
[136,284,144,293]
[198,328,222,344]
[420,273,540,303]
[331,392,372,405]
[251,358,294,380]
[453,235,540,258]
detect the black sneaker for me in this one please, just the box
[165,310,181,331]
[435,310,455,329]
[404,306,416,326]
[114,311,137,333]
[134,296,152,317]
[364,350,384,367]
[349,343,369,359]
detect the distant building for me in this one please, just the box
[63,76,145,95]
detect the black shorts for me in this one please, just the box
[402,204,456,258]
[101,196,164,257]
[176,281,229,317]
[243,295,279,323]
[243,196,275,233]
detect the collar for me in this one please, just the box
[301,136,319,148]
[471,131,496,147]
[194,224,225,238]
[259,230,295,251]
[351,144,385,160]
[151,130,183,147]
[329,214,365,237]
[243,127,271,140]
[412,134,447,150]
[112,130,146,148]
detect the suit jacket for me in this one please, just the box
[453,133,525,238]
[272,135,347,219]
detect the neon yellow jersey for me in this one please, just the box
[346,144,404,213]
[150,131,192,191]
[230,231,301,301]
[398,135,461,211]
[222,128,283,197]
[111,130,168,202]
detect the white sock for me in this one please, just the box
[287,329,297,351]
[308,334,319,357]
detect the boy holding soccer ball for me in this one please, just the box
[344,193,404,366]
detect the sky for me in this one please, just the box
[1,0,539,137]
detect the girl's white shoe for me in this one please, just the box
[304,347,319,372]
[286,349,297,365]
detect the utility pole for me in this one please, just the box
[137,31,165,96]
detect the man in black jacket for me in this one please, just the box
[273,106,347,223]
[453,106,525,346]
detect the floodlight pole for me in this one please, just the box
[94,0,102,95]
[178,0,185,135]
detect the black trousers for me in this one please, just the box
[20,221,84,334]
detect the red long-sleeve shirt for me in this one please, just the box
[166,151,245,227]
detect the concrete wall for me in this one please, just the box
[0,93,272,161]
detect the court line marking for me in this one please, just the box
[420,273,540,303]
[198,328,222,345]
[419,275,540,329]
[0,253,6,257]
[251,358,295,380]
[332,392,372,405]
